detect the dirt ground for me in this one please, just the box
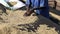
[0,1,60,34]
[0,9,60,34]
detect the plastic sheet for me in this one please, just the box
[0,0,25,10]
[12,1,25,10]
[0,0,10,7]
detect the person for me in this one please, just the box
[24,0,49,18]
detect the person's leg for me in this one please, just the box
[40,7,49,18]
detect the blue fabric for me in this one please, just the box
[26,0,49,18]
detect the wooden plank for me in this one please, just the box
[50,12,60,21]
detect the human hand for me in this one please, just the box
[23,10,34,16]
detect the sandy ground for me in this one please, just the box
[0,1,60,34]
[0,9,60,34]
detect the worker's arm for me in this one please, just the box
[23,0,31,16]
[30,7,45,11]
[24,5,32,16]
[24,6,46,16]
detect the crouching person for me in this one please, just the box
[24,0,49,18]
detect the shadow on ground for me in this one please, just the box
[13,15,60,34]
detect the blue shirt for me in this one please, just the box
[26,0,49,18]
[26,0,49,7]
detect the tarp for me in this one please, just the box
[12,0,25,10]
[0,0,10,7]
[0,0,25,9]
